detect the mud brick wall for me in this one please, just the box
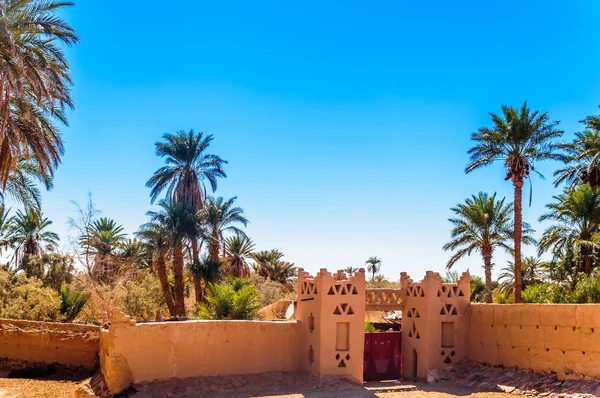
[468,304,600,379]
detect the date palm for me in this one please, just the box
[0,205,12,256]
[81,218,126,282]
[223,234,254,278]
[201,196,248,262]
[147,130,227,265]
[137,221,176,316]
[365,256,382,281]
[2,158,53,209]
[0,0,79,186]
[252,250,297,284]
[499,257,545,295]
[146,200,196,317]
[538,184,600,275]
[555,110,600,187]
[443,192,534,290]
[9,208,58,266]
[344,266,359,276]
[466,102,565,302]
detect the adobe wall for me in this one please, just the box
[0,318,100,368]
[468,304,600,379]
[100,310,303,394]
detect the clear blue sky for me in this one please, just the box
[19,1,600,281]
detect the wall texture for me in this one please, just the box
[0,319,100,368]
[468,304,600,379]
[101,310,303,394]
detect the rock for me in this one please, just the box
[427,373,438,384]
[74,384,96,398]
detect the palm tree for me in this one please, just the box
[188,256,221,303]
[119,238,150,271]
[9,208,58,266]
[466,102,565,302]
[145,200,196,317]
[344,266,359,276]
[81,218,126,282]
[538,184,600,275]
[0,0,79,186]
[146,130,227,268]
[137,221,176,316]
[223,234,254,278]
[443,192,535,289]
[2,158,53,209]
[365,256,382,281]
[499,257,545,295]
[252,250,298,284]
[201,196,248,262]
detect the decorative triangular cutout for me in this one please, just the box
[420,287,425,297]
[334,285,342,294]
[442,285,447,294]
[338,359,346,368]
[341,303,349,313]
[440,306,447,315]
[437,290,441,297]
[458,289,465,297]
[445,304,452,313]
[341,284,348,295]
[328,286,335,295]
[407,309,413,318]
[351,286,358,295]
[414,310,420,318]
[347,306,354,315]
[444,356,452,364]
[408,330,413,338]
[451,306,458,315]
[415,331,420,339]
[333,306,341,315]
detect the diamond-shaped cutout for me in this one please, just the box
[450,350,455,357]
[441,350,445,356]
[335,353,340,360]
[345,353,350,360]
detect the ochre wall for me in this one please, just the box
[0,319,100,368]
[101,310,302,394]
[469,304,600,379]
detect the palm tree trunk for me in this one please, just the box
[191,239,203,303]
[482,249,493,303]
[173,240,186,316]
[208,233,219,262]
[155,253,176,317]
[513,179,523,303]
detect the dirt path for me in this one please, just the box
[0,378,78,398]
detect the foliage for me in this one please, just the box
[498,257,546,295]
[366,275,399,289]
[364,321,377,333]
[9,208,59,266]
[344,266,359,276]
[223,234,254,278]
[0,0,79,186]
[252,249,297,284]
[21,252,75,291]
[197,278,262,320]
[118,272,167,320]
[0,269,61,321]
[59,286,90,322]
[249,273,295,307]
[201,196,248,261]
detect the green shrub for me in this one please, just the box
[364,321,377,332]
[0,270,61,321]
[60,286,91,322]
[119,272,166,320]
[197,278,262,320]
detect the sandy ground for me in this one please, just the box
[0,379,509,398]
[0,378,78,398]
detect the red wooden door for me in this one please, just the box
[363,332,401,381]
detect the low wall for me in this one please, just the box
[468,304,600,379]
[101,311,302,394]
[0,319,100,368]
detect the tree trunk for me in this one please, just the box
[208,233,219,262]
[155,253,176,316]
[191,239,203,303]
[513,178,524,303]
[482,249,493,303]
[173,240,186,316]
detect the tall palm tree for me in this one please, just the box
[538,184,600,275]
[201,196,248,262]
[223,234,254,278]
[146,130,227,267]
[188,256,221,303]
[466,102,565,302]
[9,208,58,266]
[145,200,196,317]
[443,192,534,289]
[0,0,79,186]
[365,256,382,281]
[252,250,297,283]
[81,218,126,282]
[137,221,176,316]
[344,266,359,276]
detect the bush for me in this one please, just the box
[60,286,91,322]
[0,270,62,321]
[197,278,262,320]
[118,272,166,320]
[249,273,295,307]
[365,321,377,332]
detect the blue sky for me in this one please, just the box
[14,1,600,281]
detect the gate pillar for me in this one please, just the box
[296,268,366,383]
